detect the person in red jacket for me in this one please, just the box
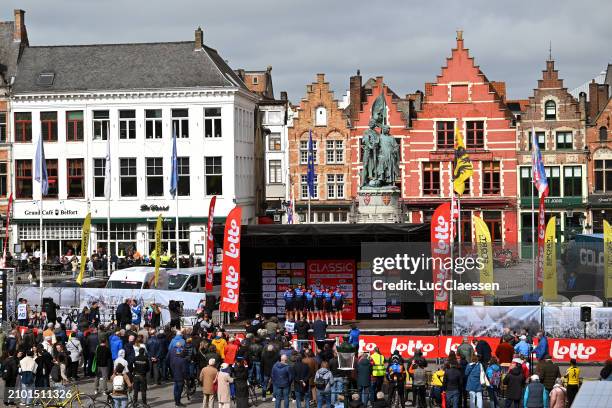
[495,338,515,364]
[224,336,239,365]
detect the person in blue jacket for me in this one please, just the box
[109,329,124,361]
[313,285,324,321]
[131,299,142,327]
[332,286,345,326]
[348,324,360,348]
[323,289,333,325]
[464,355,484,408]
[271,354,294,408]
[533,331,548,361]
[304,289,315,323]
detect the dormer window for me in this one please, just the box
[544,100,556,120]
[36,72,55,87]
[252,76,259,85]
[315,106,327,126]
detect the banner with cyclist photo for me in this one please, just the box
[453,305,541,337]
[543,306,612,339]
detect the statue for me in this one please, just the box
[361,119,380,187]
[376,125,400,185]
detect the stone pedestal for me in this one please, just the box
[356,186,402,223]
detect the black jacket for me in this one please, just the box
[503,366,524,401]
[96,345,112,368]
[442,366,463,392]
[2,356,19,385]
[295,321,311,340]
[261,350,279,376]
[115,303,132,327]
[312,320,327,340]
[132,354,150,376]
[233,364,249,398]
[293,360,310,393]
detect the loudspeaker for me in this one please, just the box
[580,306,591,322]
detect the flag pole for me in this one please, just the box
[38,135,44,307]
[107,138,111,278]
[175,186,179,269]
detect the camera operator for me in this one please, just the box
[169,300,183,329]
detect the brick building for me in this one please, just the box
[288,74,352,223]
[516,59,588,256]
[404,32,518,246]
[585,79,612,233]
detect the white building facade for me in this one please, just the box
[9,30,258,260]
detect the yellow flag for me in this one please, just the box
[76,212,91,285]
[543,217,557,301]
[153,214,162,288]
[604,220,612,299]
[453,126,473,195]
[473,215,494,294]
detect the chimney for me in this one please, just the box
[588,80,599,122]
[316,73,325,83]
[194,27,204,50]
[579,92,587,123]
[598,83,609,114]
[414,90,423,111]
[349,69,362,123]
[456,30,464,49]
[280,91,288,101]
[13,9,27,43]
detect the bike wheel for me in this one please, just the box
[70,394,96,408]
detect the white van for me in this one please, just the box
[167,266,221,294]
[105,267,169,290]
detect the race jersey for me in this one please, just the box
[294,288,304,299]
[566,367,580,385]
[314,289,323,298]
[305,291,314,302]
[283,290,294,302]
[333,291,344,301]
[323,291,332,302]
[131,305,142,325]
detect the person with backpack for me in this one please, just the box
[387,357,407,407]
[18,350,37,406]
[111,363,132,408]
[2,350,19,406]
[314,360,333,408]
[486,356,501,408]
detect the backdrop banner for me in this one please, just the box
[543,306,612,339]
[453,306,541,337]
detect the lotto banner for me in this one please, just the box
[205,196,217,292]
[604,220,611,299]
[431,203,451,311]
[220,206,241,314]
[307,259,356,320]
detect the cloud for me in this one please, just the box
[4,0,611,102]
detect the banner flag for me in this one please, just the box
[604,220,612,299]
[536,197,546,289]
[220,206,242,313]
[431,202,451,311]
[543,216,557,301]
[205,196,217,291]
[153,214,162,288]
[76,212,91,285]
[2,193,13,267]
[473,215,494,295]
[453,126,473,196]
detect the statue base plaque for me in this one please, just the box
[356,186,402,223]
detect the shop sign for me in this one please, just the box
[140,204,170,212]
[520,196,583,208]
[588,195,612,208]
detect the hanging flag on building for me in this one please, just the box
[453,126,473,196]
[205,196,217,292]
[169,130,178,198]
[76,212,91,285]
[307,130,315,198]
[220,206,242,314]
[473,215,494,295]
[2,193,13,267]
[604,220,612,299]
[543,216,557,301]
[431,202,451,311]
[104,138,111,199]
[532,127,549,289]
[153,214,162,287]
[35,133,49,196]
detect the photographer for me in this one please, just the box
[169,301,183,329]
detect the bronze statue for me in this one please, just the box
[361,119,380,187]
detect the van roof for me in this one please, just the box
[108,267,167,281]
[167,266,222,276]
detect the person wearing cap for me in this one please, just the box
[514,335,532,357]
[199,358,218,408]
[217,363,234,408]
[523,374,548,408]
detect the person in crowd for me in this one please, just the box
[523,374,548,408]
[349,393,365,408]
[109,329,124,361]
[110,363,132,408]
[474,337,492,366]
[233,357,250,408]
[514,335,532,357]
[169,345,188,407]
[549,377,567,408]
[34,344,52,388]
[535,354,560,394]
[216,363,234,408]
[371,391,390,408]
[94,338,112,394]
[600,359,612,380]
[114,349,129,374]
[495,337,515,364]
[314,360,333,408]
[293,352,311,408]
[19,350,38,406]
[2,349,19,406]
[502,363,525,408]
[369,347,386,403]
[295,315,311,348]
[210,331,227,360]
[131,348,149,407]
[66,331,82,380]
[312,316,328,345]
[272,354,294,408]
[486,356,501,408]
[84,327,99,377]
[115,299,132,329]
[348,324,360,349]
[464,355,484,408]
[356,353,371,405]
[199,358,218,408]
[411,360,427,407]
[430,365,445,406]
[302,348,318,404]
[563,358,580,405]
[533,331,549,361]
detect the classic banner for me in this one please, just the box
[536,196,546,289]
[431,202,451,311]
[543,216,557,301]
[76,212,91,285]
[472,215,493,295]
[220,206,242,314]
[605,220,612,299]
[153,214,162,288]
[205,196,217,292]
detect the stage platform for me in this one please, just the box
[224,318,439,336]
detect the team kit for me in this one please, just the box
[282,284,346,325]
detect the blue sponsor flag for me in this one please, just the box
[34,133,48,196]
[307,130,315,198]
[169,129,178,197]
[531,127,548,197]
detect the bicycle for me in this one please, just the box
[248,380,260,406]
[33,384,95,408]
[181,378,197,401]
[92,391,144,408]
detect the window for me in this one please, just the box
[300,140,317,164]
[465,121,484,148]
[529,132,546,150]
[177,157,190,196]
[436,121,454,149]
[66,111,84,141]
[14,112,32,142]
[326,140,344,163]
[520,167,535,197]
[544,100,556,120]
[0,112,6,142]
[95,223,138,256]
[483,211,502,243]
[556,131,573,149]
[172,109,189,138]
[120,158,137,197]
[600,127,608,142]
[268,133,281,151]
[146,158,163,196]
[92,110,110,140]
[315,106,327,126]
[327,174,345,199]
[0,162,7,197]
[301,174,318,199]
[147,221,189,256]
[204,108,222,138]
[594,160,612,192]
[46,159,58,198]
[145,109,163,139]
[40,111,58,142]
[67,159,84,198]
[266,111,283,125]
[422,162,440,195]
[119,110,136,140]
[268,160,282,184]
[459,212,472,243]
[16,160,32,198]
[563,166,582,197]
[93,158,106,198]
[204,156,222,195]
[544,166,560,196]
[482,161,501,195]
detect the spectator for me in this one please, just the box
[495,338,514,364]
[514,335,532,357]
[349,393,365,408]
[464,355,484,408]
[533,331,549,361]
[217,363,234,408]
[94,338,112,394]
[293,353,311,408]
[131,348,149,407]
[114,349,129,374]
[486,356,501,408]
[199,358,218,408]
[169,347,188,407]
[66,331,83,380]
[110,363,132,408]
[371,391,389,408]
[549,378,567,408]
[272,354,294,408]
[474,338,492,365]
[599,359,612,380]
[356,353,371,405]
[233,358,249,408]
[502,365,524,408]
[410,361,426,408]
[261,344,279,400]
[115,299,132,329]
[19,350,38,406]
[2,350,19,406]
[535,355,560,393]
[314,360,333,408]
[210,331,227,360]
[457,336,474,362]
[523,375,548,408]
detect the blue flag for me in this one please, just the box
[169,129,178,197]
[34,133,48,196]
[307,130,315,198]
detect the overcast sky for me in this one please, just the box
[5,0,611,103]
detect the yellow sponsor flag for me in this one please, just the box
[153,214,162,288]
[453,126,473,196]
[604,220,612,299]
[473,215,494,294]
[543,216,557,301]
[76,212,91,285]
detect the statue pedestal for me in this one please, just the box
[356,186,403,223]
